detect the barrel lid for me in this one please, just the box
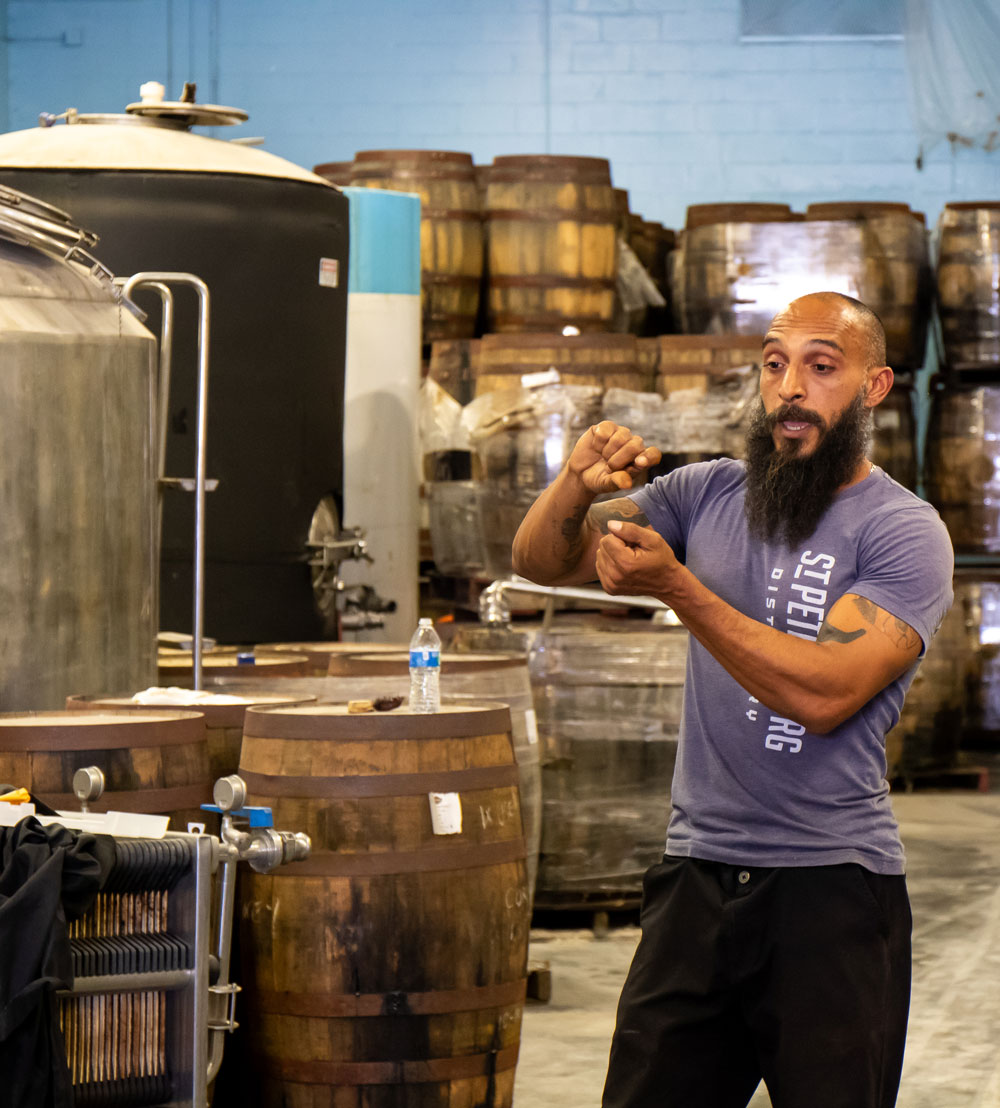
[0,709,205,750]
[158,651,308,673]
[66,691,314,727]
[489,154,612,185]
[243,701,512,740]
[352,149,475,168]
[686,202,794,229]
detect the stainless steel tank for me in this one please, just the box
[0,187,157,709]
[0,88,350,643]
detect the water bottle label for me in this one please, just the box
[409,649,440,669]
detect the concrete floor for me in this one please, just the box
[513,766,1000,1107]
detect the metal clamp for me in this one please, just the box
[207,982,241,1033]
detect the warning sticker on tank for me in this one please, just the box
[429,792,462,835]
[318,258,339,288]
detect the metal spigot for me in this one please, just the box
[72,766,105,813]
[207,775,311,873]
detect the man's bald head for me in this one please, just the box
[775,291,888,370]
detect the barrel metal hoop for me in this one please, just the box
[419,209,483,222]
[487,275,616,291]
[243,704,512,740]
[42,782,211,812]
[486,208,616,224]
[423,272,483,286]
[280,838,526,876]
[249,978,526,1018]
[239,763,520,798]
[264,1044,520,1086]
[477,360,638,376]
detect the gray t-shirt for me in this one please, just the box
[631,459,954,874]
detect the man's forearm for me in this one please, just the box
[512,466,598,586]
[652,567,912,734]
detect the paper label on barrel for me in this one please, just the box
[524,708,539,745]
[429,792,462,835]
[318,258,339,288]
[521,367,560,388]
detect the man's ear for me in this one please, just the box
[864,365,894,409]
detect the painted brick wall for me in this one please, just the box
[4,0,1000,232]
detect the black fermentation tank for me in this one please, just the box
[0,93,349,643]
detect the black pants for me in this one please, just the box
[602,857,912,1108]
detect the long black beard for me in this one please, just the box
[743,391,873,548]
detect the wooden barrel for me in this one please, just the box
[65,692,313,781]
[157,650,309,683]
[325,651,542,902]
[529,621,689,910]
[484,155,617,333]
[924,381,1000,553]
[0,709,211,829]
[469,373,601,577]
[871,384,917,490]
[311,161,353,187]
[237,703,529,1107]
[428,337,481,405]
[674,215,929,369]
[475,332,641,396]
[936,202,1000,371]
[953,572,1000,745]
[351,149,483,345]
[654,334,764,397]
[424,448,486,576]
[884,579,973,778]
[685,202,794,229]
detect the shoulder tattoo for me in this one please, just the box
[587,498,651,535]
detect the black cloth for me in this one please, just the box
[602,857,912,1108]
[0,817,115,1108]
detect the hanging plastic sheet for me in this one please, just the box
[904,0,1000,163]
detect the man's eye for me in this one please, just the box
[763,360,784,371]
[813,363,835,373]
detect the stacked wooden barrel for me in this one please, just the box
[483,155,618,334]
[349,149,484,346]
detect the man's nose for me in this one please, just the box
[777,365,806,403]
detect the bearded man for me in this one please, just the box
[512,291,954,1108]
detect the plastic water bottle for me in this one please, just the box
[409,618,441,713]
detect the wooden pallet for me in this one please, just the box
[890,764,991,793]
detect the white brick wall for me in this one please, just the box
[5,0,1000,230]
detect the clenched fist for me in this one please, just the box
[568,421,662,495]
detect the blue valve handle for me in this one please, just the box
[200,803,274,828]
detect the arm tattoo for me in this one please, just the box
[587,498,651,535]
[818,595,920,652]
[817,623,866,644]
[851,595,920,650]
[556,502,590,569]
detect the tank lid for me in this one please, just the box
[7,83,330,185]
